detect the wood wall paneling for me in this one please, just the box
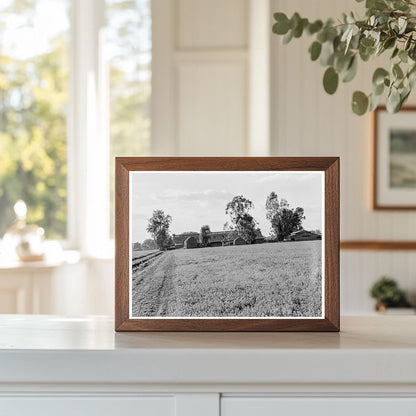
[177,61,247,156]
[177,0,248,49]
[270,0,416,314]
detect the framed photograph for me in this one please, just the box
[374,106,416,209]
[115,157,339,332]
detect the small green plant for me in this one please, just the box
[369,276,411,309]
[272,0,416,115]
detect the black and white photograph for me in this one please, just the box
[129,171,324,319]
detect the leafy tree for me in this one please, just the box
[199,225,211,247]
[146,209,172,250]
[132,242,142,251]
[0,0,152,239]
[266,192,305,241]
[0,2,69,238]
[141,238,157,250]
[225,195,258,244]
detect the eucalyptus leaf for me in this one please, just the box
[372,67,389,85]
[323,67,339,94]
[366,0,388,11]
[373,82,385,95]
[398,17,407,34]
[399,49,408,63]
[317,29,328,43]
[352,91,369,115]
[383,37,396,49]
[334,52,351,72]
[273,13,290,34]
[307,20,323,35]
[393,63,404,79]
[369,92,383,111]
[293,18,308,38]
[391,47,399,59]
[309,41,322,61]
[320,40,335,66]
[360,37,375,48]
[282,29,294,44]
[387,87,401,112]
[342,56,357,82]
[401,86,411,106]
[359,44,375,61]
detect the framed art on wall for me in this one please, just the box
[115,157,339,331]
[374,106,416,210]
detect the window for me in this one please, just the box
[106,0,151,237]
[0,0,151,251]
[0,0,70,239]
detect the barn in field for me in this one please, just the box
[286,230,321,241]
[173,232,199,248]
[233,236,246,245]
[172,229,266,248]
[184,236,198,249]
[209,231,231,247]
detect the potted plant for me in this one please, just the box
[369,276,413,313]
[272,0,416,115]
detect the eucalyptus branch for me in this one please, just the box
[272,0,416,115]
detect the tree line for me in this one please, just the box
[136,192,307,251]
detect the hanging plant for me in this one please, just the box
[272,0,416,115]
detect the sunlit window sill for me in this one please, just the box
[0,250,81,270]
[0,238,115,269]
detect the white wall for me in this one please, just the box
[31,0,415,317]
[152,0,254,156]
[271,0,416,313]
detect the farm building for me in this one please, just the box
[173,229,266,248]
[233,236,246,245]
[173,232,199,248]
[209,231,233,247]
[184,236,198,249]
[223,229,265,245]
[286,230,321,241]
[254,229,265,244]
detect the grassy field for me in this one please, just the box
[131,241,322,318]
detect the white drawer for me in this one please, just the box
[0,396,175,416]
[221,397,416,416]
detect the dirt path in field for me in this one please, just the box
[131,251,176,317]
[156,252,177,315]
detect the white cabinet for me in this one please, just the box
[222,398,416,416]
[1,397,175,416]
[1,316,416,416]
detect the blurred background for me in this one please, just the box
[0,0,415,316]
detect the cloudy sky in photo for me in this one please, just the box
[130,171,324,243]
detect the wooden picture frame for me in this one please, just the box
[115,157,339,332]
[373,106,416,210]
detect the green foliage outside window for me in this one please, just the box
[0,1,69,238]
[0,0,151,240]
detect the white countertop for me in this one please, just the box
[0,315,415,386]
